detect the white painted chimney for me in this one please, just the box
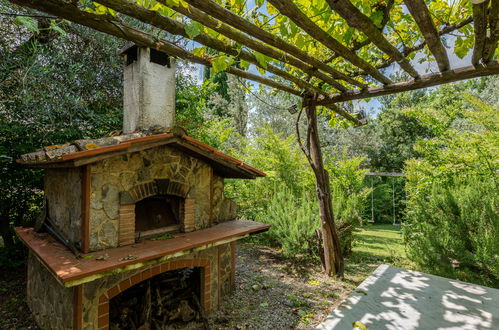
[120,45,176,133]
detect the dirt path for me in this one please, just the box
[209,242,379,329]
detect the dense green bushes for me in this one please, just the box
[403,93,498,287]
[228,128,370,258]
[254,184,320,258]
[404,178,498,286]
[328,156,370,255]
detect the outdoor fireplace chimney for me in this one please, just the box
[120,45,176,133]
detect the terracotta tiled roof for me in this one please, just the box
[18,128,265,179]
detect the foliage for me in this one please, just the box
[327,155,370,255]
[254,183,320,258]
[229,127,369,258]
[404,93,498,185]
[368,106,433,172]
[0,8,124,247]
[404,178,498,287]
[175,66,236,149]
[403,92,498,287]
[226,126,315,221]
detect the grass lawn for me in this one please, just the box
[345,224,415,284]
[353,224,408,261]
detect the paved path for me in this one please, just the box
[316,264,498,330]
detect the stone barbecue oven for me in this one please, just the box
[15,45,269,330]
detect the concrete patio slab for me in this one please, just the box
[316,264,498,330]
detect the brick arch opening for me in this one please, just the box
[97,258,211,330]
[119,179,191,206]
[118,179,195,245]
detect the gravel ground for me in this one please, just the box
[0,266,39,330]
[209,242,376,329]
[0,243,376,330]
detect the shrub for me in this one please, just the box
[254,183,319,258]
[229,129,370,259]
[327,156,370,255]
[404,177,498,287]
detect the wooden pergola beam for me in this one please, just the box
[347,17,474,77]
[11,0,370,125]
[324,0,395,64]
[403,0,450,72]
[10,0,302,97]
[315,60,499,104]
[267,0,393,85]
[324,104,366,126]
[91,0,331,95]
[483,0,498,62]
[326,0,419,79]
[471,0,490,65]
[181,0,367,89]
[147,0,349,92]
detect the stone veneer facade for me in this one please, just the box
[43,145,236,252]
[27,241,236,329]
[44,167,83,247]
[27,138,259,330]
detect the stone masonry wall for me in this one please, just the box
[81,243,235,329]
[218,244,233,298]
[27,252,75,330]
[88,146,225,251]
[44,168,82,248]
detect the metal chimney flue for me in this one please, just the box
[120,45,176,133]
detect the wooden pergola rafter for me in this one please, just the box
[9,0,499,278]
[10,0,499,121]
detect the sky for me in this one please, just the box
[355,35,473,116]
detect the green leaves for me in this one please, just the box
[370,11,384,29]
[211,55,235,73]
[192,47,206,57]
[163,0,179,6]
[352,321,368,330]
[184,21,204,39]
[49,21,67,35]
[454,36,472,59]
[239,60,251,70]
[253,51,267,69]
[13,16,39,33]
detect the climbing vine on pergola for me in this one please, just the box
[10,0,499,277]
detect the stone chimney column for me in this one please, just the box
[120,45,176,133]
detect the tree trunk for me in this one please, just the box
[304,101,344,278]
[0,208,14,248]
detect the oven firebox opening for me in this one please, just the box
[135,195,183,240]
[109,267,204,329]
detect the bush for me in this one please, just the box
[254,183,319,258]
[404,177,498,287]
[229,128,370,259]
[328,156,370,255]
[403,93,498,286]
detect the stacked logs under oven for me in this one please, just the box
[109,267,208,329]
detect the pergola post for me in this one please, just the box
[302,97,344,278]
